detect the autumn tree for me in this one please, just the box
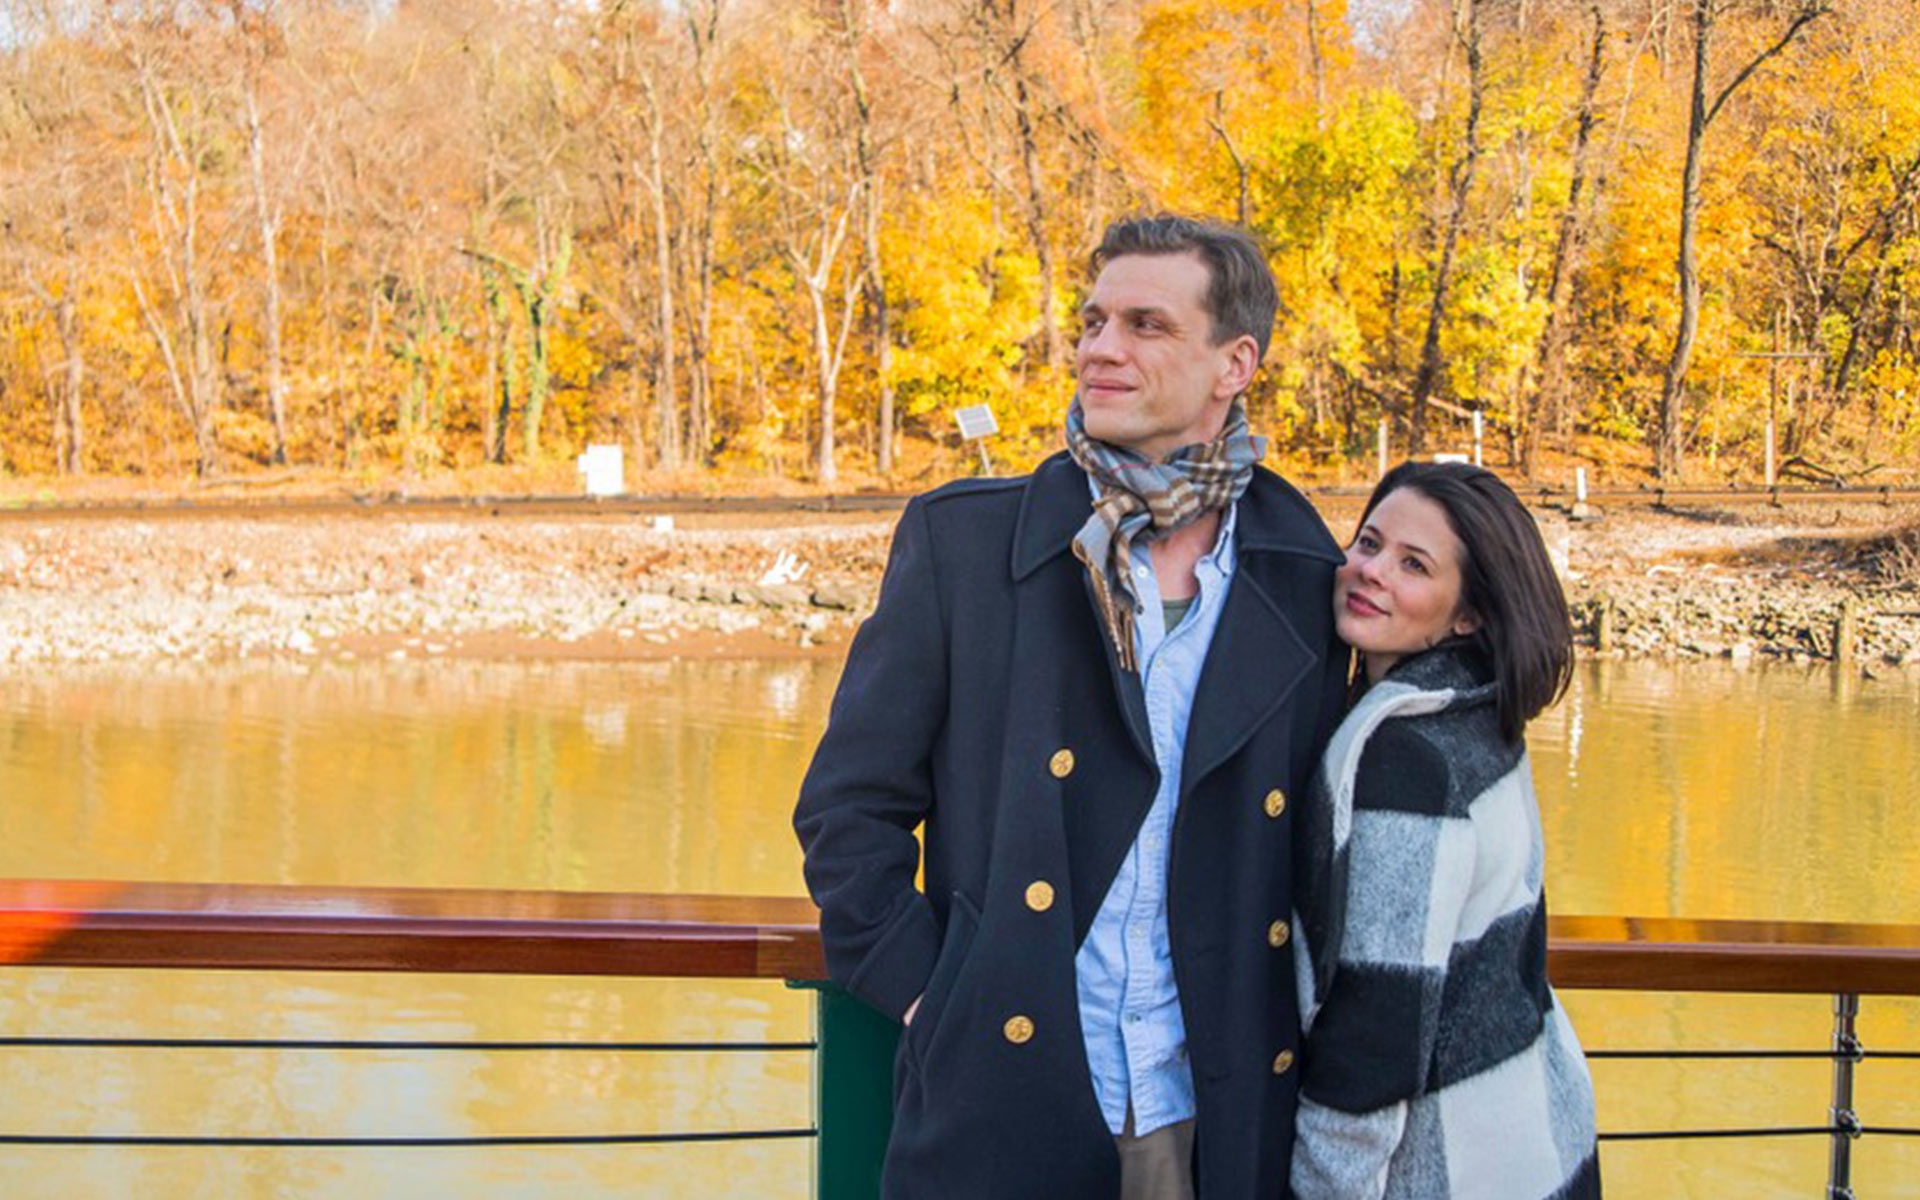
[1654,0,1828,479]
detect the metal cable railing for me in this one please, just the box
[0,1031,820,1148]
[4,882,1918,1197]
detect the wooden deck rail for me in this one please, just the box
[4,879,1920,995]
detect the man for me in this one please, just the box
[794,215,1347,1199]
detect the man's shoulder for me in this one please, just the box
[916,473,1030,508]
[1239,465,1342,560]
[909,451,1076,523]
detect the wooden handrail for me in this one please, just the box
[0,880,823,981]
[4,880,1919,996]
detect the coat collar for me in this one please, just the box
[1009,450,1344,790]
[1010,450,1344,580]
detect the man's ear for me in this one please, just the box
[1214,334,1262,400]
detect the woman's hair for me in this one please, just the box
[1357,460,1574,742]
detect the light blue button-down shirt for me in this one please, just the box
[1074,500,1239,1137]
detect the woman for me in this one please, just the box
[1290,461,1600,1199]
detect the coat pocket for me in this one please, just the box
[902,890,981,1069]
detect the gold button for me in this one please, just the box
[1273,1049,1295,1075]
[1003,1015,1035,1045]
[1049,749,1076,779]
[1264,789,1287,818]
[1025,881,1055,912]
[1268,920,1291,948]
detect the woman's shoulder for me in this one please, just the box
[1354,697,1521,819]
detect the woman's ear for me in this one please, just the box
[1451,608,1482,638]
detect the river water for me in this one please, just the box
[0,657,1914,1197]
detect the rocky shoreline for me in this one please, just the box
[2,502,1916,672]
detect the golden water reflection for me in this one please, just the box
[0,657,1915,1197]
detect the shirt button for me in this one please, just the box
[1025,881,1055,912]
[1268,920,1291,948]
[1004,1015,1035,1045]
[1050,749,1075,778]
[1135,565,1151,579]
[1264,789,1287,818]
[1273,1049,1295,1075]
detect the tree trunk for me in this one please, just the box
[482,272,514,464]
[53,293,85,475]
[1656,0,1712,481]
[844,0,895,474]
[1657,0,1828,479]
[1525,1,1607,476]
[642,71,680,473]
[999,2,1062,368]
[686,0,722,468]
[1408,0,1485,457]
[245,85,290,465]
[811,281,839,484]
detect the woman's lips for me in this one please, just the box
[1344,592,1386,617]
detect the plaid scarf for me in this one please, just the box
[1065,396,1266,672]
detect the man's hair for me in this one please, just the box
[1090,215,1278,362]
[1356,461,1574,744]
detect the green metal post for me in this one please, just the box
[790,981,896,1200]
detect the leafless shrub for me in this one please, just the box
[1870,523,1920,585]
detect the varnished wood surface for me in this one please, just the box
[1547,914,1920,996]
[0,880,827,980]
[5,881,1919,995]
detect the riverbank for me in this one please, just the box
[2,499,1917,669]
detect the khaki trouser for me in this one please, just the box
[1117,1108,1196,1200]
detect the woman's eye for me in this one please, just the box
[1405,557,1427,575]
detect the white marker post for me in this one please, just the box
[1377,418,1389,479]
[1472,411,1484,467]
[955,404,999,475]
[576,444,625,499]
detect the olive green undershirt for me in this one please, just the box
[1161,596,1195,632]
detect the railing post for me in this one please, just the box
[1828,992,1862,1200]
[791,981,896,1200]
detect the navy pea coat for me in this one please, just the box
[794,451,1348,1199]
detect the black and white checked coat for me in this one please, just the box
[1290,647,1601,1200]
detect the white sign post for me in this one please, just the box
[1472,411,1484,467]
[1377,418,1389,480]
[576,444,625,499]
[955,404,999,475]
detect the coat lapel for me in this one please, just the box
[1012,453,1154,766]
[1181,472,1345,793]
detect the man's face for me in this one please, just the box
[1074,251,1256,461]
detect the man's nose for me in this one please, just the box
[1080,322,1125,363]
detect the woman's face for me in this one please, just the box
[1335,487,1480,682]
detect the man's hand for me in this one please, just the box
[903,995,922,1027]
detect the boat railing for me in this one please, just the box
[3,881,1917,1198]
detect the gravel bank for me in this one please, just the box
[3,502,1916,670]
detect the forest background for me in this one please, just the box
[2,0,1916,495]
